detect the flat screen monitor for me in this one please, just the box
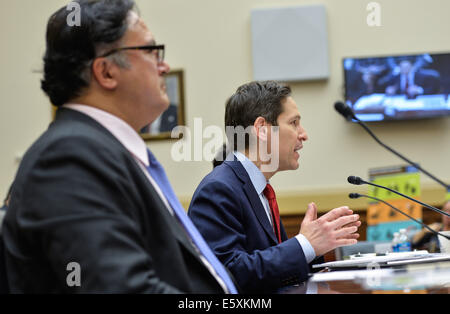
[343,52,450,122]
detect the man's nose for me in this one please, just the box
[299,126,308,141]
[158,60,170,75]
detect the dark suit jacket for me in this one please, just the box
[2,108,224,293]
[388,70,441,95]
[188,160,319,293]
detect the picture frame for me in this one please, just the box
[140,69,186,141]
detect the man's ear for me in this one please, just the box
[254,116,269,142]
[91,58,119,90]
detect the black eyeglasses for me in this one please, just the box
[98,44,165,63]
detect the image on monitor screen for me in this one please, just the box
[343,53,450,122]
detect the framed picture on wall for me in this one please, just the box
[140,69,186,141]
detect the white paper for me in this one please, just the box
[313,251,430,269]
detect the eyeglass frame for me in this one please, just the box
[97,44,165,63]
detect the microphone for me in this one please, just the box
[334,101,449,191]
[347,176,364,185]
[349,193,450,240]
[348,193,361,199]
[334,101,356,121]
[347,175,450,217]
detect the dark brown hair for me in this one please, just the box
[224,80,291,150]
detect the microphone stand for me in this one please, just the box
[335,102,450,191]
[349,193,450,240]
[348,176,450,217]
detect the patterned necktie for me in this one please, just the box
[263,183,281,243]
[146,149,237,294]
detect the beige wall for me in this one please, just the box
[1,0,449,212]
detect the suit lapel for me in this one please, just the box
[131,159,203,260]
[162,207,203,258]
[243,182,279,245]
[225,161,278,245]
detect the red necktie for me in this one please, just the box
[263,184,281,243]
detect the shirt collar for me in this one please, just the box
[233,151,268,195]
[63,104,149,166]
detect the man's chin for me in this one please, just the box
[290,160,300,171]
[273,162,299,173]
[162,91,170,104]
[158,99,170,113]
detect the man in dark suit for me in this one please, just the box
[1,0,236,294]
[188,81,361,293]
[385,60,441,98]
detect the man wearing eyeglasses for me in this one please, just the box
[1,0,237,294]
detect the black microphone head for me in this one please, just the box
[348,193,361,199]
[347,176,364,185]
[334,101,355,120]
[334,101,346,116]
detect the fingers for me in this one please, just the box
[330,213,360,230]
[335,217,360,249]
[321,206,353,222]
[335,227,359,247]
[335,238,358,247]
[302,204,362,255]
[339,233,360,240]
[334,225,359,239]
[303,202,318,223]
[340,221,361,229]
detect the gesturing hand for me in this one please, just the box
[299,202,361,257]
